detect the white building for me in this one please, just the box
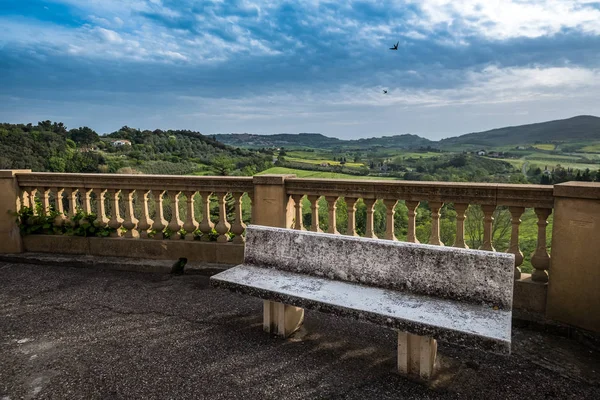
[112,140,132,147]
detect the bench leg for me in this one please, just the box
[397,332,437,380]
[263,300,304,337]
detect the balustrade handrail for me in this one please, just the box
[15,172,254,192]
[285,178,554,208]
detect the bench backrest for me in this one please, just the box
[244,225,514,309]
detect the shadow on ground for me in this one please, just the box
[1,262,598,399]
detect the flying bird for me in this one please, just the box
[389,41,399,50]
[383,90,388,94]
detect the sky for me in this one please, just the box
[1,1,599,140]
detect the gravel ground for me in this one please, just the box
[1,262,599,399]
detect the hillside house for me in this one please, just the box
[112,140,132,147]
[477,150,486,156]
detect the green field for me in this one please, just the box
[393,152,442,160]
[532,144,556,151]
[581,143,600,152]
[258,167,396,180]
[286,157,365,168]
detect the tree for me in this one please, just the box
[69,127,99,145]
[464,205,511,250]
[212,157,234,176]
[48,156,66,172]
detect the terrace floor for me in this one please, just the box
[1,262,599,400]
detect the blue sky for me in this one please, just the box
[1,0,599,139]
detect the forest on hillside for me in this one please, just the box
[0,121,272,176]
[2,120,600,185]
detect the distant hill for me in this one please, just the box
[439,115,600,147]
[214,133,342,148]
[216,115,600,150]
[215,132,433,149]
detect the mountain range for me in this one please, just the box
[215,115,600,149]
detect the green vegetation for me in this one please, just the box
[3,117,600,185]
[215,132,434,149]
[532,144,556,151]
[0,121,273,176]
[439,115,600,147]
[259,167,394,179]
[14,206,114,237]
[0,121,105,172]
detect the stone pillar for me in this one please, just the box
[251,175,296,228]
[397,331,437,380]
[547,182,600,333]
[252,175,301,337]
[0,170,31,253]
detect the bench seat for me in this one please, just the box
[211,264,512,354]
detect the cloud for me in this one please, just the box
[0,1,599,138]
[407,0,600,39]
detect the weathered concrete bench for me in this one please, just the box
[211,225,514,379]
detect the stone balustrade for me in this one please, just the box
[14,172,254,243]
[1,171,598,333]
[285,179,554,282]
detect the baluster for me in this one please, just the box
[80,188,93,225]
[429,201,444,246]
[52,188,66,227]
[531,208,552,283]
[453,203,469,248]
[136,190,153,239]
[82,189,92,214]
[346,197,358,236]
[168,191,183,240]
[406,201,420,243]
[198,192,214,241]
[93,189,109,228]
[214,192,231,243]
[28,187,38,215]
[325,196,339,234]
[292,194,304,230]
[123,189,139,238]
[480,205,495,251]
[183,191,199,241]
[247,191,254,224]
[19,187,30,211]
[307,195,321,232]
[383,199,398,240]
[364,198,377,239]
[507,206,525,279]
[231,192,247,244]
[151,190,168,239]
[64,188,79,226]
[108,189,123,237]
[40,187,51,215]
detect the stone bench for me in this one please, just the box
[210,225,514,379]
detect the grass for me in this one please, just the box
[496,158,526,169]
[527,160,599,171]
[394,152,442,159]
[258,167,396,180]
[581,143,600,153]
[286,157,365,168]
[532,144,556,151]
